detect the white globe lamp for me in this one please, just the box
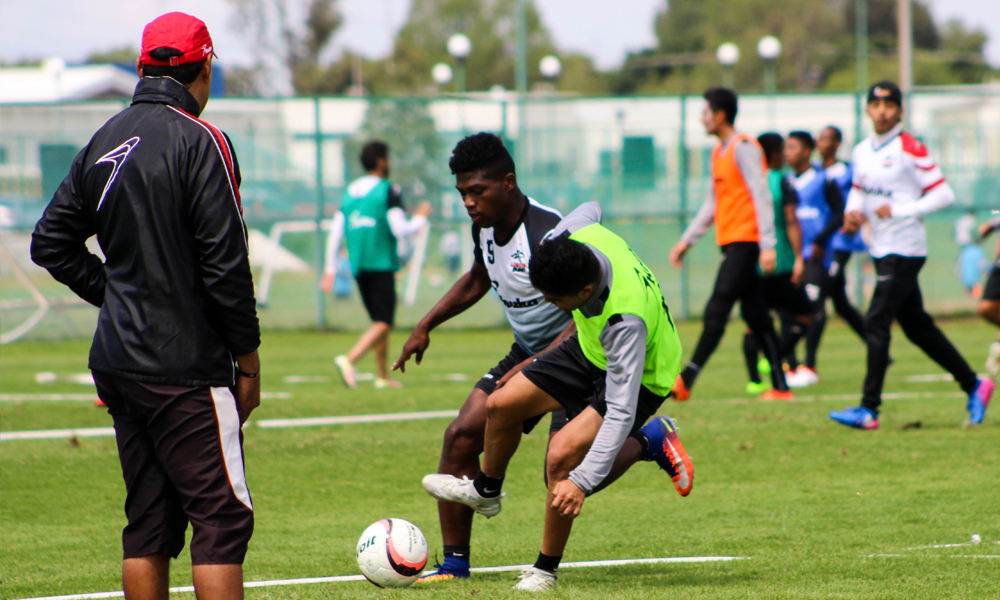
[539,55,562,79]
[431,63,453,86]
[716,43,740,67]
[447,33,472,60]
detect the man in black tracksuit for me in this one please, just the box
[31,12,259,600]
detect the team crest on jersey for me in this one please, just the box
[510,249,527,272]
[882,155,894,168]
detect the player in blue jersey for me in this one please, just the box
[787,126,868,387]
[780,131,845,387]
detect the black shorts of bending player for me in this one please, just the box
[355,270,397,326]
[520,334,665,434]
[761,273,812,317]
[94,372,254,565]
[475,342,569,435]
[983,262,1000,301]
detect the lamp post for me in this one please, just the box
[716,42,740,89]
[539,55,561,88]
[431,63,453,88]
[757,35,782,128]
[447,33,472,94]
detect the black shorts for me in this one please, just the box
[521,334,665,435]
[93,371,254,564]
[355,271,396,326]
[475,342,567,435]
[984,261,1000,301]
[761,273,812,316]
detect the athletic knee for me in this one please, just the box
[442,419,484,464]
[544,441,577,485]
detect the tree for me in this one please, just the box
[226,0,343,95]
[380,0,558,93]
[86,46,139,65]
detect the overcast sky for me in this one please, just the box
[2,0,997,70]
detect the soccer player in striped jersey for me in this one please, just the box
[829,81,994,429]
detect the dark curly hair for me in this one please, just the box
[528,233,601,297]
[757,132,784,163]
[449,132,515,179]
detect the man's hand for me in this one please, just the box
[843,211,866,235]
[320,272,335,294]
[979,222,995,239]
[551,479,586,517]
[392,326,430,373]
[669,241,690,268]
[235,351,261,425]
[791,256,805,285]
[415,201,432,219]
[874,204,892,219]
[809,243,825,265]
[759,248,777,275]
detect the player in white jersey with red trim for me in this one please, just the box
[830,81,994,429]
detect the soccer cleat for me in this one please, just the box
[786,366,819,388]
[986,342,1000,378]
[416,559,470,583]
[829,406,879,430]
[94,398,106,407]
[967,376,995,425]
[758,389,794,401]
[745,381,769,394]
[757,358,772,377]
[374,377,402,389]
[422,474,504,518]
[513,567,557,591]
[639,416,694,496]
[671,375,691,401]
[334,355,357,388]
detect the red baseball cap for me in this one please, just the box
[140,12,216,66]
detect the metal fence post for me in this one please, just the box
[678,95,690,319]
[314,97,327,327]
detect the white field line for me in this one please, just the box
[256,410,459,429]
[865,554,1000,558]
[904,373,955,382]
[0,408,460,441]
[13,556,749,600]
[0,392,292,402]
[715,391,965,405]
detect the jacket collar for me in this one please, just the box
[131,76,203,117]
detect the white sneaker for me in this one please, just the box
[513,567,557,591]
[334,355,357,388]
[986,342,1000,378]
[421,474,504,518]
[786,366,819,388]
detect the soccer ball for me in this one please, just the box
[356,518,429,587]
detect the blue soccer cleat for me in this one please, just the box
[638,416,694,496]
[415,556,470,583]
[967,376,995,425]
[829,406,879,430]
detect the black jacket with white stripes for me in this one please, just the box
[31,76,260,387]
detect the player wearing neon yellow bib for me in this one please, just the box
[421,202,694,592]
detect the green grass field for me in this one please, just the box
[2,318,998,599]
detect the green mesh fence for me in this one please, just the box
[2,90,998,341]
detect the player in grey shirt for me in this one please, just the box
[422,202,694,592]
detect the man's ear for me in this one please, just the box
[136,58,143,78]
[504,172,517,192]
[201,58,213,84]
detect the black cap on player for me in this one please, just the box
[867,81,903,107]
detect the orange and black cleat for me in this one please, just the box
[671,375,691,401]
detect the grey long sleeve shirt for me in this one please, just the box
[681,137,777,250]
[546,202,652,494]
